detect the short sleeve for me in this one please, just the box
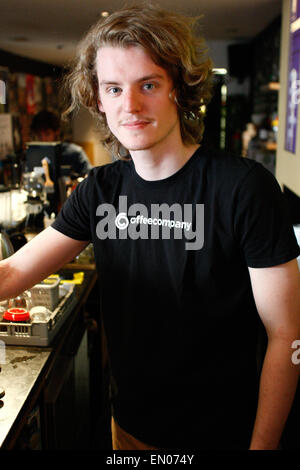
[51,176,91,241]
[234,164,300,268]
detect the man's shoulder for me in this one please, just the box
[195,146,263,185]
[197,146,258,171]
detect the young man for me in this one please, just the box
[30,110,92,176]
[1,4,300,450]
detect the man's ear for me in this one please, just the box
[97,98,104,113]
[168,89,178,106]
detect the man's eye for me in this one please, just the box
[143,83,155,91]
[108,87,121,95]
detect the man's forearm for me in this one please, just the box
[0,258,20,301]
[249,337,300,450]
[0,256,43,301]
[0,227,88,301]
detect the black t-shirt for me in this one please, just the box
[52,147,300,449]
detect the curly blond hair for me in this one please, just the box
[62,2,213,157]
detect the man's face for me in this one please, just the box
[96,45,180,153]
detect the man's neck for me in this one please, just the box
[130,142,200,181]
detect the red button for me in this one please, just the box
[3,308,30,322]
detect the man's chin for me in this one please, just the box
[121,141,154,152]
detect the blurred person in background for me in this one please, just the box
[30,109,92,176]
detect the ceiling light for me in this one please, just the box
[101,11,109,17]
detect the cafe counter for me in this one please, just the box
[0,266,101,450]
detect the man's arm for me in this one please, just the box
[248,258,300,450]
[0,226,89,301]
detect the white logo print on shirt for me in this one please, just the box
[96,196,204,251]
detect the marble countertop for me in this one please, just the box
[0,345,51,448]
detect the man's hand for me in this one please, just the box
[0,227,89,301]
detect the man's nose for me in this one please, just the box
[123,88,142,113]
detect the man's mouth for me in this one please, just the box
[121,120,151,129]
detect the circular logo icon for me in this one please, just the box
[115,212,129,230]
